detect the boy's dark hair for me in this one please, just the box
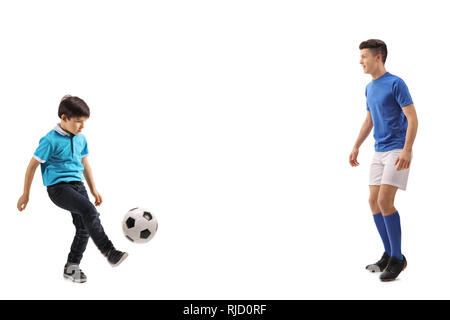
[58,95,90,119]
[359,39,388,64]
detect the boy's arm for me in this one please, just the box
[82,156,103,206]
[395,104,418,171]
[349,111,373,167]
[17,158,40,211]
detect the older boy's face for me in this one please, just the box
[360,48,379,74]
[61,115,88,135]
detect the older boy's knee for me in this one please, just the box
[377,196,394,213]
[369,196,379,211]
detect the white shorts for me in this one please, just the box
[369,149,411,191]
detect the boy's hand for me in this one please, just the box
[17,194,29,212]
[349,147,360,167]
[91,189,103,206]
[395,149,412,171]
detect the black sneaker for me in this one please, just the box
[380,255,407,282]
[366,252,390,273]
[106,248,129,267]
[63,263,87,283]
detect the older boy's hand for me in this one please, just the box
[394,149,412,171]
[92,189,103,206]
[17,194,29,211]
[349,147,360,167]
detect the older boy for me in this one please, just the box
[349,40,418,282]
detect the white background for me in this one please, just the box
[1,0,449,299]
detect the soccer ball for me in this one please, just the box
[122,207,158,243]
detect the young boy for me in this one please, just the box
[349,40,418,282]
[17,95,128,283]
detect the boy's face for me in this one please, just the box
[360,48,381,74]
[61,115,88,135]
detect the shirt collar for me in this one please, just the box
[54,123,70,136]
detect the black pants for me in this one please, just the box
[47,181,114,264]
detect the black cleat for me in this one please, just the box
[380,255,407,282]
[366,252,390,273]
[106,248,129,267]
[63,263,87,283]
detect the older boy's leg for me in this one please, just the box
[368,153,392,256]
[378,184,401,259]
[369,185,391,255]
[378,184,407,281]
[366,185,391,272]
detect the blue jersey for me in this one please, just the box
[33,124,89,186]
[365,72,413,152]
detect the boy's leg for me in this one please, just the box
[67,212,90,264]
[47,183,114,256]
[74,183,128,266]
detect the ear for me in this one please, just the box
[376,53,383,62]
[61,114,68,122]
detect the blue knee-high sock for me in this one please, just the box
[373,213,391,256]
[383,212,403,261]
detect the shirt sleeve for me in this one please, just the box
[393,78,414,108]
[33,137,52,163]
[365,86,370,111]
[81,136,89,158]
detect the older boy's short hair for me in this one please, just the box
[359,39,388,64]
[58,95,90,119]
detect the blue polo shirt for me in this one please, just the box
[33,124,89,186]
[365,72,413,152]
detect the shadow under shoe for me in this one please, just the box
[366,252,390,273]
[380,255,407,282]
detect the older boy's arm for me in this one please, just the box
[401,104,418,152]
[395,104,418,171]
[349,111,373,167]
[17,158,40,211]
[82,156,103,206]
